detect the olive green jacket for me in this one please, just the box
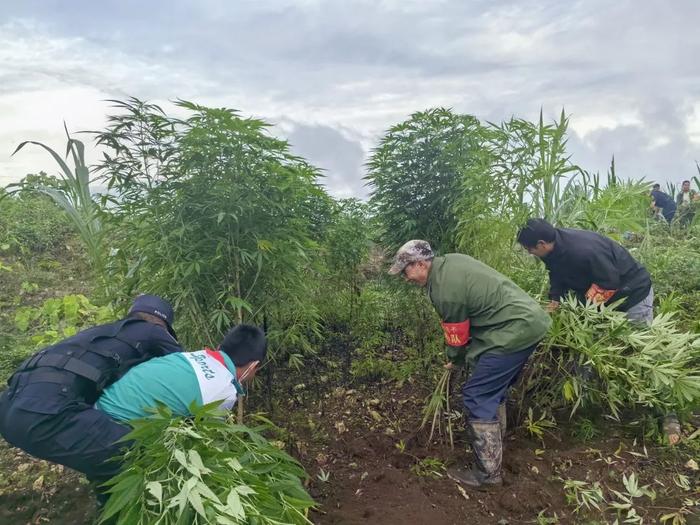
[427,254,551,365]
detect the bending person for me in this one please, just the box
[0,295,182,495]
[517,219,680,444]
[516,218,653,324]
[388,240,550,489]
[95,324,266,422]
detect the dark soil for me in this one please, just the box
[0,443,96,524]
[0,377,699,524]
[281,381,700,525]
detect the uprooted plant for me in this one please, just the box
[99,403,315,525]
[516,296,700,420]
[421,368,456,448]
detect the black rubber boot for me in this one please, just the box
[447,420,503,489]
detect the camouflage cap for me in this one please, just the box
[388,240,434,275]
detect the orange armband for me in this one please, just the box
[585,283,617,304]
[440,319,470,347]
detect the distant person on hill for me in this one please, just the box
[0,295,183,501]
[388,240,551,489]
[676,180,699,227]
[651,183,677,223]
[95,324,265,422]
[516,218,654,325]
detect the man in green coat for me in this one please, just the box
[389,240,551,488]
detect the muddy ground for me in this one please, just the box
[1,378,699,524]
[294,383,700,524]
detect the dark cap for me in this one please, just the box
[388,240,434,275]
[129,294,176,337]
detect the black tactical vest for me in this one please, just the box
[9,318,161,404]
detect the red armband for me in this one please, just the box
[585,283,617,304]
[440,319,470,347]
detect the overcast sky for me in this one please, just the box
[1,0,698,198]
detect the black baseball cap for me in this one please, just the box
[129,294,177,338]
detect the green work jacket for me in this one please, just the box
[427,254,551,365]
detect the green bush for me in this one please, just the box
[95,99,330,351]
[638,235,700,297]
[0,184,73,255]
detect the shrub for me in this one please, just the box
[0,182,73,255]
[1,294,113,383]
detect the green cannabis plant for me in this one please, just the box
[522,297,700,419]
[99,403,315,525]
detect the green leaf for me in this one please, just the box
[216,517,239,525]
[173,449,188,469]
[225,489,245,519]
[98,474,143,523]
[235,485,256,496]
[187,488,207,518]
[188,449,211,475]
[146,481,163,503]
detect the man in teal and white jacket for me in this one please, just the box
[96,325,266,422]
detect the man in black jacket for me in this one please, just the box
[516,219,684,444]
[651,184,677,223]
[517,219,654,324]
[0,294,183,495]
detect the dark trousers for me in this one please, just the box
[0,391,131,487]
[462,344,536,421]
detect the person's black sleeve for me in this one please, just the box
[547,268,567,301]
[147,324,183,355]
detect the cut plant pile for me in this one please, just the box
[99,404,315,525]
[517,298,700,422]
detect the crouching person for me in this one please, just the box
[388,241,551,489]
[0,295,182,497]
[95,324,266,422]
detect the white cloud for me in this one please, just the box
[0,1,699,194]
[570,113,643,140]
[687,102,700,146]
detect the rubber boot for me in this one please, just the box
[497,401,507,452]
[497,401,507,439]
[447,420,503,489]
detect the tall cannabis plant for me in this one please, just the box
[94,99,329,349]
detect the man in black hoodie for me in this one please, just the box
[516,219,653,324]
